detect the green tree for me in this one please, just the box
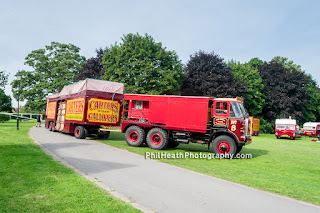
[247,57,265,68]
[181,51,247,98]
[102,33,185,94]
[0,89,12,112]
[271,56,302,72]
[11,42,86,111]
[0,70,8,88]
[228,61,265,116]
[271,56,320,122]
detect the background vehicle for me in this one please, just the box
[45,79,124,139]
[275,119,301,140]
[249,116,260,136]
[303,122,320,137]
[122,95,252,155]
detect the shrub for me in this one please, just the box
[0,113,10,123]
[259,118,274,134]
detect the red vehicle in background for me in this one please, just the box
[275,119,301,140]
[122,95,252,155]
[303,122,320,137]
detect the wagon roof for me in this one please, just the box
[275,119,297,125]
[48,78,124,99]
[303,122,320,127]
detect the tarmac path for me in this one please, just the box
[30,127,320,213]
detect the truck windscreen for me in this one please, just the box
[230,102,243,118]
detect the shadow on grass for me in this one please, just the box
[241,147,269,158]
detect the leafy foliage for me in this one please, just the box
[271,56,320,122]
[76,48,107,81]
[11,42,86,111]
[228,61,265,116]
[102,33,185,94]
[0,89,12,112]
[0,71,8,88]
[0,113,10,122]
[181,51,247,98]
[258,62,309,123]
[271,56,302,72]
[247,58,265,68]
[259,117,274,134]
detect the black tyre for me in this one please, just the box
[98,131,110,139]
[74,126,87,139]
[146,128,169,150]
[125,125,145,147]
[212,135,237,155]
[276,136,280,139]
[167,140,180,148]
[236,145,243,154]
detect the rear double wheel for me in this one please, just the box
[74,126,88,139]
[125,125,145,147]
[212,135,237,156]
[146,128,169,150]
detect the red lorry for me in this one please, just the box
[122,94,251,155]
[45,79,124,139]
[46,79,252,155]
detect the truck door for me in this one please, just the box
[212,101,229,118]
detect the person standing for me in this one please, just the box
[36,112,42,127]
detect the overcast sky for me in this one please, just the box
[1,0,319,107]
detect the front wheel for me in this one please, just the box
[146,128,169,150]
[212,135,237,155]
[125,125,145,147]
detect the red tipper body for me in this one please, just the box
[45,79,124,134]
[122,94,251,145]
[122,94,211,133]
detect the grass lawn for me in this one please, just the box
[96,131,320,206]
[0,120,140,213]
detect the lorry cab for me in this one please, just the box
[275,119,300,140]
[303,122,320,137]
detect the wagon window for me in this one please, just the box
[290,125,295,130]
[318,126,320,130]
[277,125,285,129]
[134,101,143,110]
[215,102,228,115]
[312,126,316,130]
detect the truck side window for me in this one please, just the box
[134,101,143,110]
[216,102,227,115]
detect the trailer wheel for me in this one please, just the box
[212,135,237,156]
[146,128,169,150]
[98,131,110,140]
[125,125,145,147]
[74,126,87,139]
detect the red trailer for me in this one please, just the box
[45,79,124,139]
[121,95,252,155]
